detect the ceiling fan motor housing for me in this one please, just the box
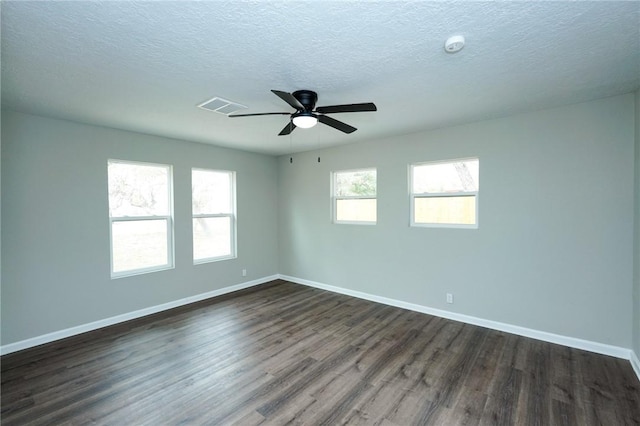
[292,90,318,111]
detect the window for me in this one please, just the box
[192,169,236,263]
[108,160,174,277]
[332,168,377,224]
[410,158,479,228]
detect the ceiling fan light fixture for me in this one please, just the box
[292,112,318,129]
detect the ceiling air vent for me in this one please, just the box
[197,97,248,115]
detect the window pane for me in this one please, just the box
[192,170,232,214]
[336,199,377,222]
[335,170,377,197]
[112,220,168,273]
[193,217,232,260]
[108,162,170,217]
[412,160,478,194]
[414,196,476,225]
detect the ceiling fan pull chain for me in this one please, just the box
[289,123,293,164]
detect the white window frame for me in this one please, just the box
[409,158,479,229]
[108,159,174,279]
[192,168,237,264]
[331,167,377,225]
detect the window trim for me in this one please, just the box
[191,168,237,264]
[409,158,479,229]
[331,167,377,225]
[108,159,175,279]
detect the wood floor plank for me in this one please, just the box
[549,344,575,405]
[551,398,577,426]
[479,364,522,426]
[2,280,639,425]
[518,340,553,425]
[341,321,458,424]
[311,329,426,425]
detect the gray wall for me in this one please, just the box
[3,94,637,352]
[1,111,279,345]
[279,94,635,348]
[635,90,640,357]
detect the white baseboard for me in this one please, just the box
[5,273,639,385]
[631,351,640,383]
[0,275,279,356]
[279,274,635,363]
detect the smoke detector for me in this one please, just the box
[444,35,465,53]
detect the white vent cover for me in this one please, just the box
[198,97,248,115]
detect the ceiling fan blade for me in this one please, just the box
[278,121,296,136]
[315,102,377,114]
[228,112,290,117]
[272,90,304,110]
[318,115,357,134]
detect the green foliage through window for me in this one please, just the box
[335,170,376,197]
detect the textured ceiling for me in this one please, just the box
[2,1,639,155]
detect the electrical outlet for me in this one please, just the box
[446,293,454,304]
[242,269,247,277]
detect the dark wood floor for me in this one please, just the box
[2,280,639,425]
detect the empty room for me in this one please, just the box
[1,1,639,424]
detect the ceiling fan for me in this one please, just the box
[228,90,377,135]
